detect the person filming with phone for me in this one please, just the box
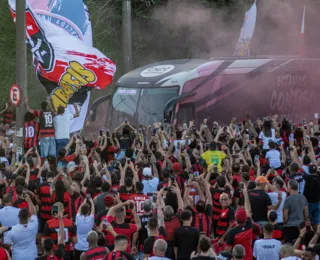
[6,193,38,260]
[74,196,95,259]
[42,202,77,260]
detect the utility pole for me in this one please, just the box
[122,0,132,73]
[15,0,27,158]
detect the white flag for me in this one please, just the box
[233,1,257,57]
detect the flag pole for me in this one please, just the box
[15,0,28,158]
[300,6,306,57]
[122,0,132,73]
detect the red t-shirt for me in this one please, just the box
[102,216,138,253]
[0,248,8,260]
[128,193,150,216]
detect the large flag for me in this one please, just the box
[300,6,306,57]
[9,0,116,133]
[233,0,257,57]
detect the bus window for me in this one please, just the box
[177,103,195,125]
[84,95,111,139]
[111,88,141,127]
[137,87,179,126]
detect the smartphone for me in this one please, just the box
[57,161,63,168]
[181,145,185,152]
[135,139,139,146]
[176,142,181,149]
[160,125,164,131]
[86,194,91,199]
[213,164,218,173]
[270,168,275,174]
[129,202,134,210]
[32,147,36,153]
[124,117,128,124]
[152,193,157,203]
[232,154,239,159]
[52,205,58,215]
[254,155,259,162]
[23,188,27,194]
[21,156,26,164]
[138,128,142,135]
[239,182,245,190]
[82,144,86,150]
[112,189,118,196]
[100,130,103,136]
[126,158,131,164]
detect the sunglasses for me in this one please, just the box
[220,198,228,201]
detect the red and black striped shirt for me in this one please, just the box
[105,251,135,260]
[216,206,235,237]
[189,206,213,237]
[3,109,15,124]
[43,218,76,252]
[210,187,231,220]
[37,182,53,220]
[24,120,39,149]
[32,110,55,138]
[84,246,107,260]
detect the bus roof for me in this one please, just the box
[116,57,320,88]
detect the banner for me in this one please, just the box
[9,0,116,133]
[233,0,257,56]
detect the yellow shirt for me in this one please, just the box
[201,150,226,172]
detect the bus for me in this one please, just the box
[84,57,320,137]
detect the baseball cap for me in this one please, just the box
[143,167,152,177]
[67,161,77,170]
[104,195,115,207]
[10,174,18,180]
[172,162,182,173]
[209,141,217,150]
[235,208,247,223]
[255,176,268,184]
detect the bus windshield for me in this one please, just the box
[111,86,179,126]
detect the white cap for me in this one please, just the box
[143,167,152,177]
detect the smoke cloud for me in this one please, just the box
[133,0,318,61]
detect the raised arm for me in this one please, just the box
[26,194,36,216]
[73,103,80,118]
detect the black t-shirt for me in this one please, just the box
[191,256,215,260]
[173,225,200,260]
[35,244,65,259]
[303,174,320,203]
[143,227,166,255]
[138,213,153,246]
[106,251,135,260]
[248,189,272,222]
[119,135,132,150]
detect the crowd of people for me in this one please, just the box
[0,99,319,260]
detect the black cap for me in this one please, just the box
[209,141,217,150]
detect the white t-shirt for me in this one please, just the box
[142,177,159,195]
[75,214,95,251]
[0,206,20,244]
[253,238,281,260]
[266,149,281,168]
[7,215,38,260]
[53,113,73,139]
[259,129,276,149]
[281,257,301,260]
[268,191,286,223]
